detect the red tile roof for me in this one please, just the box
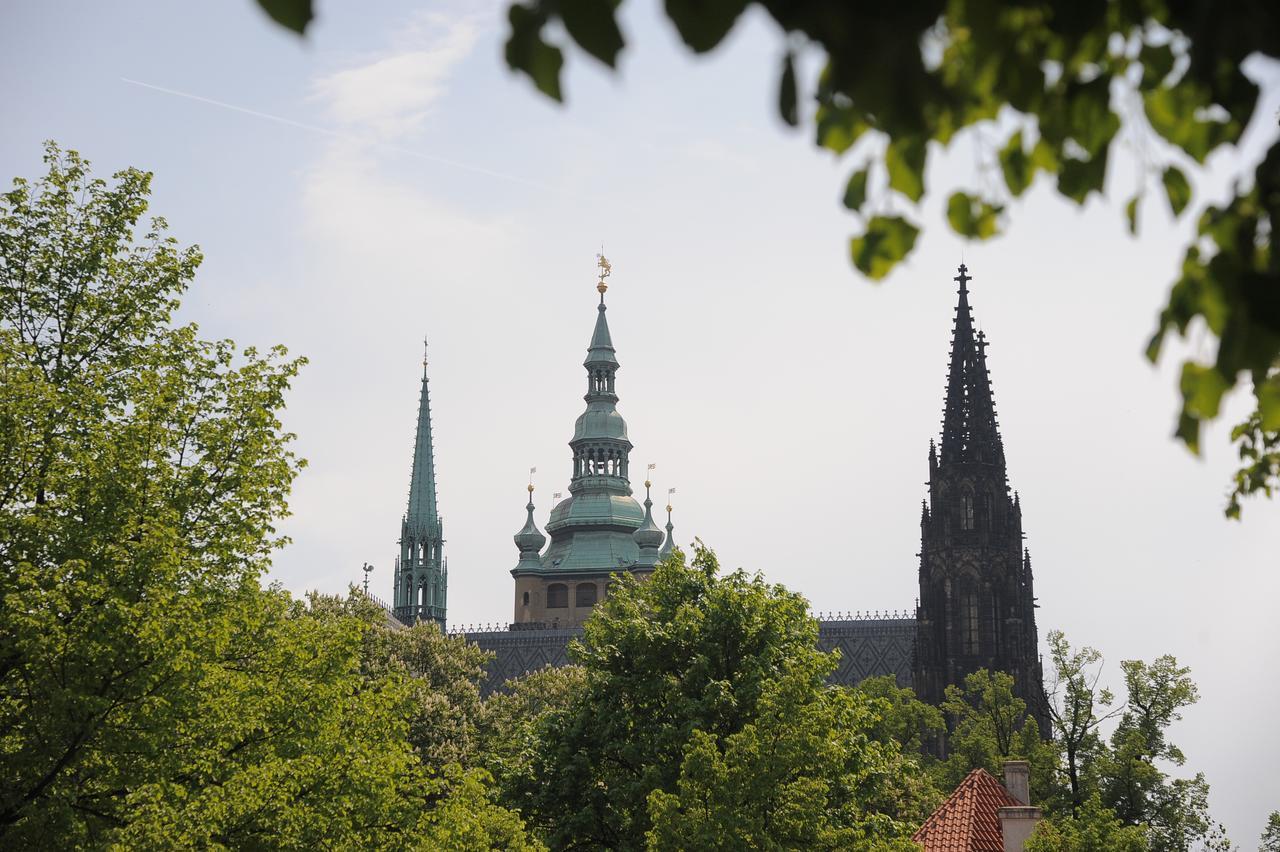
[912,768,1022,851]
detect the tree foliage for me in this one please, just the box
[1026,793,1149,852]
[1043,630,1122,812]
[940,669,1062,808]
[1261,811,1280,852]
[0,144,538,849]
[509,545,928,850]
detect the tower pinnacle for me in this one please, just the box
[634,465,665,567]
[939,264,1005,468]
[395,335,447,627]
[659,487,676,559]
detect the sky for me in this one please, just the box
[3,0,1279,842]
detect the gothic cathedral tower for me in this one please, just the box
[393,340,447,628]
[913,265,1047,731]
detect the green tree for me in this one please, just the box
[1261,811,1280,852]
[854,674,946,757]
[0,144,539,849]
[1026,793,1148,852]
[1101,655,1216,851]
[941,669,1063,808]
[1043,630,1123,813]
[514,544,928,850]
[646,669,925,850]
[477,663,585,816]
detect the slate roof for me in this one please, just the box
[467,617,917,696]
[912,768,1021,852]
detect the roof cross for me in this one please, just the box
[954,263,971,294]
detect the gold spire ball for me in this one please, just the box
[596,252,612,296]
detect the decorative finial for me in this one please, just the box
[422,335,430,375]
[667,486,676,514]
[596,252,612,301]
[528,466,537,494]
[954,263,971,294]
[646,462,655,489]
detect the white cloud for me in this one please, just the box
[311,13,480,140]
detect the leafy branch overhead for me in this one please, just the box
[259,0,1279,517]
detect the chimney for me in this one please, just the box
[1002,760,1030,805]
[998,761,1041,852]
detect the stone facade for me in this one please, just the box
[464,616,918,696]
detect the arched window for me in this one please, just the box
[963,590,980,654]
[546,583,568,608]
[576,583,598,607]
[522,591,530,606]
[961,493,975,530]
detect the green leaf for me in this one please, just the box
[842,166,869,212]
[664,0,748,52]
[946,192,1003,240]
[850,216,920,280]
[1258,377,1280,432]
[779,52,798,127]
[1126,195,1140,235]
[1057,148,1109,205]
[1143,84,1239,164]
[559,0,625,68]
[505,5,565,101]
[816,104,869,155]
[999,131,1033,197]
[885,135,926,203]
[1161,165,1192,217]
[1139,42,1176,89]
[256,0,312,34]
[1177,362,1232,451]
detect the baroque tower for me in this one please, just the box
[394,339,447,627]
[510,256,656,628]
[913,265,1046,730]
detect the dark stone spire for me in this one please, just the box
[939,264,1005,470]
[913,265,1046,745]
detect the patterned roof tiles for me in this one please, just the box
[912,768,1021,852]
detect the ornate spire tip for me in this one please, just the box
[596,252,612,299]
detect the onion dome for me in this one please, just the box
[633,477,665,567]
[658,489,675,559]
[514,484,546,568]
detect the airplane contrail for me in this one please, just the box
[120,76,588,198]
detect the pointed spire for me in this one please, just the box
[406,335,440,537]
[939,264,1005,468]
[514,482,547,566]
[634,468,665,566]
[587,253,618,368]
[659,487,676,559]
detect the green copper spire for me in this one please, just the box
[394,337,447,627]
[514,481,547,572]
[634,472,665,568]
[530,256,645,576]
[659,488,675,559]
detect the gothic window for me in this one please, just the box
[963,591,979,654]
[961,493,975,530]
[576,583,598,607]
[546,583,568,608]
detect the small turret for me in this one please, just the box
[514,482,547,570]
[658,487,676,560]
[633,468,665,568]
